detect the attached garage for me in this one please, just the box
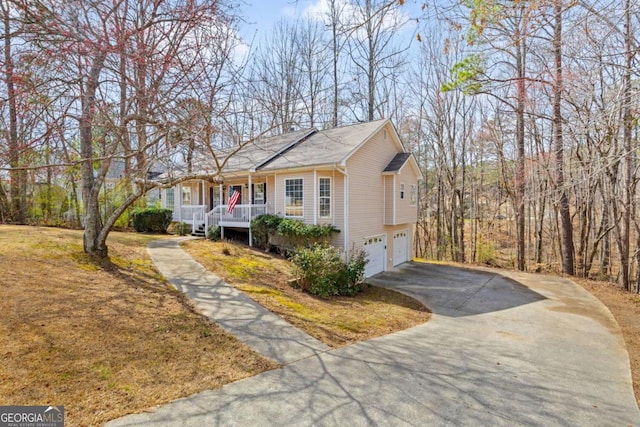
[393,230,409,266]
[363,234,386,278]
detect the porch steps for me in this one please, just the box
[191,223,206,238]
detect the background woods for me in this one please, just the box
[0,0,639,290]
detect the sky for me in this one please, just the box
[239,0,328,39]
[236,0,426,46]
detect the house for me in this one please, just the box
[160,119,423,277]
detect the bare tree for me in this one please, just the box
[7,0,236,257]
[346,0,408,122]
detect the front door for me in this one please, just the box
[229,185,242,204]
[209,187,215,210]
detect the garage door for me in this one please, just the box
[363,234,386,278]
[393,230,409,266]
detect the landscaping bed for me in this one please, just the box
[181,239,431,348]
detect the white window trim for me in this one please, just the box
[318,176,331,219]
[254,182,266,205]
[409,184,417,206]
[284,177,304,218]
[182,186,192,205]
[165,188,175,211]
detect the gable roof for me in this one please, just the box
[257,119,389,171]
[382,153,412,173]
[168,119,411,179]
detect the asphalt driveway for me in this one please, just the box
[109,261,640,426]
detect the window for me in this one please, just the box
[182,186,192,205]
[166,188,174,211]
[285,178,303,217]
[254,183,265,205]
[319,177,331,218]
[410,184,417,206]
[400,183,405,199]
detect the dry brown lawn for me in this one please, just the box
[0,225,277,427]
[181,239,431,348]
[572,277,640,405]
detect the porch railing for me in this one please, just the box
[178,205,207,223]
[204,204,268,230]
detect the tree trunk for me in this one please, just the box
[620,0,633,290]
[366,0,375,121]
[81,52,108,258]
[515,21,526,271]
[553,0,575,275]
[3,4,25,223]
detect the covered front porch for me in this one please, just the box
[162,177,268,239]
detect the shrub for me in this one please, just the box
[250,214,282,249]
[277,219,338,243]
[291,244,367,297]
[336,250,368,296]
[476,238,497,265]
[131,208,173,233]
[173,221,190,236]
[251,214,340,252]
[207,225,221,241]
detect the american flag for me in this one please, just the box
[228,189,240,213]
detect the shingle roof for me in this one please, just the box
[221,128,316,173]
[382,152,412,173]
[167,119,395,179]
[258,119,388,171]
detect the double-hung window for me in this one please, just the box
[182,186,192,205]
[285,178,303,217]
[165,188,175,211]
[319,177,331,218]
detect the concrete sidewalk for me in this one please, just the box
[146,238,329,365]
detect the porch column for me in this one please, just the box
[218,182,223,227]
[248,174,253,247]
[176,183,183,221]
[201,180,205,206]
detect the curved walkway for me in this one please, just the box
[108,243,640,426]
[144,238,329,364]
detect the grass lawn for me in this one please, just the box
[0,225,277,427]
[180,239,431,348]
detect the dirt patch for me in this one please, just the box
[0,226,277,427]
[181,240,431,348]
[572,277,640,406]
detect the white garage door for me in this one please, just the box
[393,230,409,266]
[363,234,386,278]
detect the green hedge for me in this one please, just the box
[250,214,283,249]
[250,214,339,250]
[131,208,173,233]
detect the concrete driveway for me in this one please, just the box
[109,262,640,426]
